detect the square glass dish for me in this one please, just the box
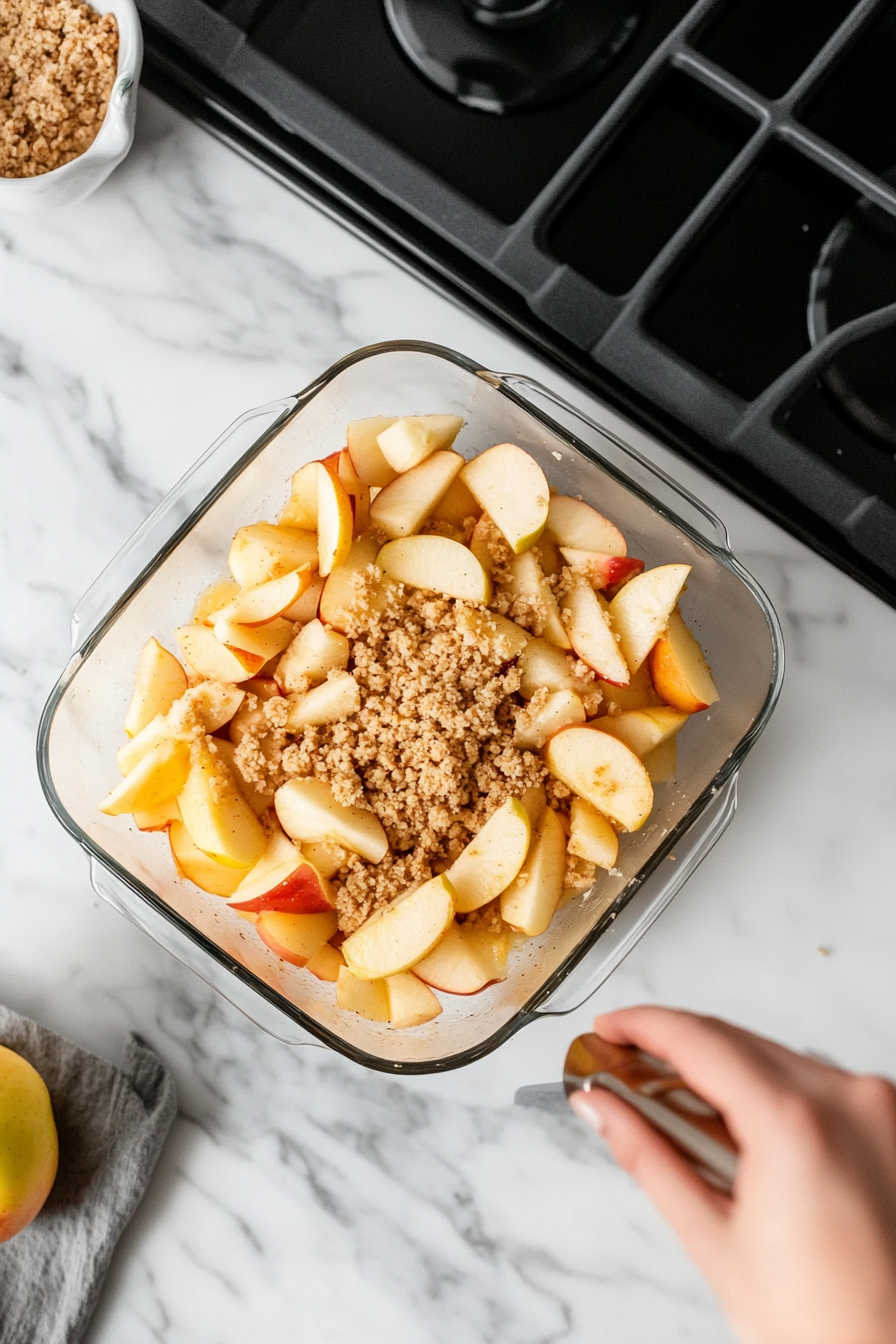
[38,343,783,1073]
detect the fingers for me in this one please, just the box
[570,1088,729,1267]
[590,1006,809,1139]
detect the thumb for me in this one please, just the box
[570,1089,730,1266]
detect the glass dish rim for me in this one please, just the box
[36,340,785,1075]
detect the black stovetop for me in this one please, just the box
[136,0,896,609]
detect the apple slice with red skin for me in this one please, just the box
[560,549,645,591]
[563,577,630,687]
[545,496,626,556]
[413,921,508,995]
[648,609,720,713]
[227,828,337,914]
[256,910,339,967]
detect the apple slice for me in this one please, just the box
[346,416,399,486]
[336,966,390,1021]
[194,578,240,624]
[301,840,346,880]
[460,443,549,554]
[256,910,339,967]
[275,778,389,863]
[117,683,246,776]
[431,473,479,529]
[518,638,594,702]
[568,797,618,870]
[608,564,691,673]
[508,551,570,649]
[377,414,464,472]
[545,496,626,555]
[559,549,645,591]
[287,671,360,729]
[282,573,325,623]
[169,818,247,896]
[594,706,688,759]
[212,739,273,818]
[281,461,323,531]
[178,740,267,868]
[643,734,677,784]
[276,618,350,692]
[500,806,566,937]
[228,830,336,913]
[648,609,719,713]
[211,570,309,627]
[468,514,509,577]
[596,660,661,715]
[124,638,187,737]
[413,921,508,994]
[377,535,492,604]
[305,942,346,982]
[455,607,529,661]
[318,535,392,632]
[369,450,464,539]
[99,739,191,817]
[447,798,531,914]
[176,624,263,681]
[520,783,547,827]
[386,971,442,1028]
[545,725,653,832]
[534,535,563,577]
[213,616,296,662]
[513,688,586,750]
[229,523,319,588]
[133,796,180,831]
[563,577,630,687]
[342,874,455,980]
[317,462,354,576]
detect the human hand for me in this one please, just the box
[569,1007,896,1344]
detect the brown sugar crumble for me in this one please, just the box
[0,0,118,178]
[233,567,569,934]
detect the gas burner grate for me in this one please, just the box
[136,0,896,606]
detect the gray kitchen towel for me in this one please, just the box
[0,1006,176,1344]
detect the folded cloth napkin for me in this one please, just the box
[0,1006,176,1344]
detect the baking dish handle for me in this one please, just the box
[88,858,324,1047]
[489,373,732,554]
[530,771,739,1018]
[69,398,296,654]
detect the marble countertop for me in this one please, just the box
[3,91,896,1344]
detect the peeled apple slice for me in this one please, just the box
[99,739,191,817]
[385,972,442,1028]
[228,523,318,588]
[568,798,618,870]
[346,416,399,487]
[500,805,566,938]
[460,443,550,554]
[256,911,339,967]
[413,921,508,995]
[341,874,456,981]
[377,415,463,472]
[545,726,653,833]
[123,638,187,737]
[594,706,688,759]
[608,564,691,673]
[177,740,267,869]
[169,818,247,896]
[369,450,464,538]
[545,495,626,556]
[176,624,263,682]
[377,535,492,604]
[275,778,389,863]
[446,798,531,914]
[211,570,308,627]
[336,966,390,1021]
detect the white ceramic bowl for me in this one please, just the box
[0,0,142,212]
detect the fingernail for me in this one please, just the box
[569,1089,607,1136]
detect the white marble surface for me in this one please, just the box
[2,91,896,1343]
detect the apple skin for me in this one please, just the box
[228,861,336,915]
[648,609,720,714]
[0,1046,58,1243]
[559,549,645,590]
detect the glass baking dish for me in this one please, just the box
[37,342,783,1074]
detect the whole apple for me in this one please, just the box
[0,1045,58,1242]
